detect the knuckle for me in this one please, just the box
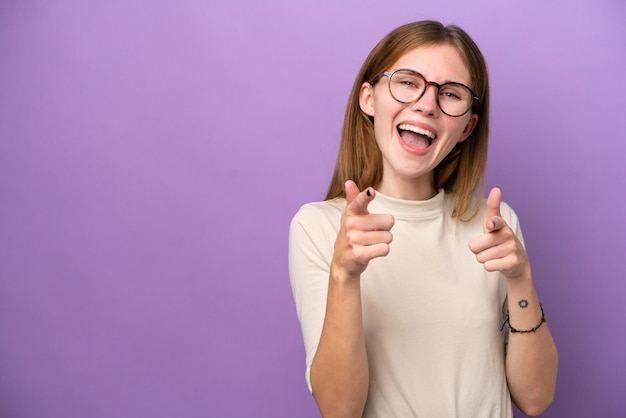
[505,241,517,253]
[345,231,359,245]
[344,216,358,230]
[484,261,497,272]
[352,247,369,263]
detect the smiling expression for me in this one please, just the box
[359,43,478,200]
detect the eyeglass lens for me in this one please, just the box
[388,70,474,117]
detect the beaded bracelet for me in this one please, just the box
[501,304,546,334]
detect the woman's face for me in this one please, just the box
[359,43,478,200]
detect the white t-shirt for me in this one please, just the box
[289,189,523,417]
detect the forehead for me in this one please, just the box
[391,44,471,85]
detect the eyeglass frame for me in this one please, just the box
[369,68,481,117]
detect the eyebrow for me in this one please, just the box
[395,68,472,88]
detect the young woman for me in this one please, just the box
[289,21,557,417]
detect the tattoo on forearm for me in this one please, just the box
[518,299,529,309]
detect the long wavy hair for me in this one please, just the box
[325,20,490,220]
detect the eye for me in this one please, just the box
[441,91,461,100]
[439,84,469,101]
[391,71,424,90]
[394,77,420,88]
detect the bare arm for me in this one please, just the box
[311,181,394,417]
[503,274,558,416]
[311,272,369,417]
[469,187,558,417]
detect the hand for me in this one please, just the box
[331,180,395,280]
[468,187,529,279]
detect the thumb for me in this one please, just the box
[344,180,374,216]
[484,187,503,232]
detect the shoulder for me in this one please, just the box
[289,199,346,250]
[290,199,345,230]
[289,199,345,262]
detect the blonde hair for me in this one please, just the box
[325,21,490,220]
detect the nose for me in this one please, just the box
[410,83,439,115]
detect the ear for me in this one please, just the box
[359,82,375,117]
[459,114,478,142]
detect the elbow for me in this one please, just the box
[511,345,559,416]
[313,390,366,418]
[515,390,555,417]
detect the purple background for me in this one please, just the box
[0,0,624,417]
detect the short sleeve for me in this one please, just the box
[288,202,342,392]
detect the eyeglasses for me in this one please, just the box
[370,69,480,117]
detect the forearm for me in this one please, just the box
[504,274,558,417]
[311,270,369,418]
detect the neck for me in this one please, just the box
[376,175,437,201]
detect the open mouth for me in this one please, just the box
[397,123,436,150]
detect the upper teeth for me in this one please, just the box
[398,124,435,140]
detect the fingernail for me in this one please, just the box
[366,189,371,197]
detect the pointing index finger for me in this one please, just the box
[485,187,504,232]
[344,180,374,216]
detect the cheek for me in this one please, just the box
[371,109,391,138]
[373,123,392,151]
[447,118,473,142]
[372,99,403,129]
